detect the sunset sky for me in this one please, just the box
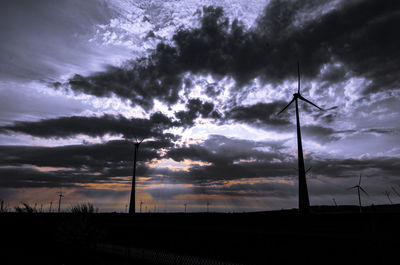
[0,0,399,212]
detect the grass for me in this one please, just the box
[70,202,97,214]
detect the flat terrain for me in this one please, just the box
[2,205,400,265]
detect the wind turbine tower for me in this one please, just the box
[129,138,144,214]
[278,62,323,214]
[347,174,368,213]
[57,191,64,213]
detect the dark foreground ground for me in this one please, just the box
[2,205,400,265]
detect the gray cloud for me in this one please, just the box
[175,98,221,127]
[63,1,400,110]
[226,101,292,128]
[0,112,178,140]
[0,0,123,81]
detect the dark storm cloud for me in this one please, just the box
[0,166,126,189]
[0,140,161,168]
[0,112,178,140]
[167,135,286,165]
[164,135,295,183]
[255,0,400,94]
[175,98,221,127]
[302,125,355,143]
[0,138,171,188]
[303,126,398,143]
[310,156,400,179]
[0,167,77,188]
[226,101,291,128]
[156,134,400,187]
[64,0,400,108]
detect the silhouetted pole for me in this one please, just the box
[184,202,187,213]
[58,192,63,213]
[140,201,143,213]
[49,201,52,213]
[295,97,310,214]
[129,142,141,214]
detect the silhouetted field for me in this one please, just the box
[2,205,400,265]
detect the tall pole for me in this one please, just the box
[295,97,310,213]
[58,194,63,213]
[49,201,52,213]
[358,188,361,213]
[129,143,139,214]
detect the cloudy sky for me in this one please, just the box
[1,0,399,212]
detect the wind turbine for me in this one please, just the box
[391,186,400,198]
[332,198,338,207]
[184,201,188,213]
[128,137,144,214]
[347,174,368,213]
[385,190,393,205]
[57,191,64,213]
[206,201,210,213]
[49,201,53,213]
[278,62,323,214]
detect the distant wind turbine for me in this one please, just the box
[57,191,64,213]
[278,62,324,214]
[385,190,393,205]
[391,186,400,198]
[128,137,145,214]
[184,201,188,213]
[206,201,210,213]
[49,201,53,213]
[347,174,368,213]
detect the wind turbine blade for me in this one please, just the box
[391,186,400,197]
[298,95,323,110]
[359,187,368,196]
[278,98,295,115]
[326,106,338,111]
[305,166,312,174]
[347,186,358,190]
[297,61,300,94]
